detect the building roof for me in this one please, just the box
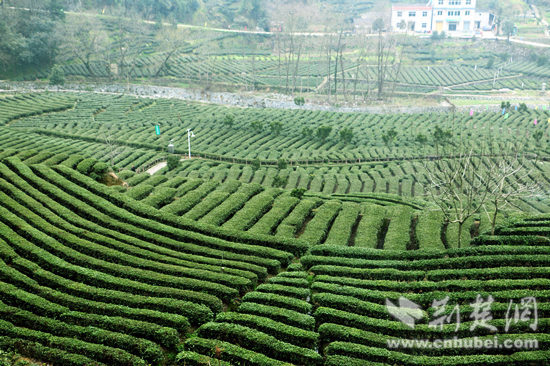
[392,4,431,11]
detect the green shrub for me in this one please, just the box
[167,155,180,170]
[251,158,261,171]
[90,161,109,181]
[272,175,287,188]
[223,114,235,127]
[293,96,305,106]
[290,188,306,199]
[75,158,96,175]
[277,158,287,170]
[48,65,65,86]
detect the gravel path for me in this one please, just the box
[1,81,548,115]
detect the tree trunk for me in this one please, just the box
[155,50,175,78]
[276,33,281,89]
[291,40,303,94]
[457,221,463,248]
[340,46,347,101]
[491,203,499,235]
[286,33,294,94]
[251,53,256,90]
[333,31,343,101]
[353,63,360,102]
[327,39,332,102]
[377,30,384,98]
[80,57,95,77]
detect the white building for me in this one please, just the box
[391,5,433,33]
[391,0,494,35]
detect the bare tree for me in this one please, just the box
[101,129,122,168]
[325,33,334,102]
[423,149,491,248]
[154,25,189,78]
[373,18,397,99]
[291,36,304,95]
[332,29,343,101]
[276,31,282,89]
[389,46,403,100]
[352,50,363,102]
[112,15,148,82]
[58,17,109,77]
[283,14,297,94]
[339,35,347,101]
[482,155,541,235]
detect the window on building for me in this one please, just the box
[409,11,416,17]
[448,11,453,16]
[449,0,461,4]
[423,11,428,16]
[449,23,457,31]
[455,11,460,15]
[422,23,427,28]
[437,10,443,15]
[438,0,444,4]
[466,0,471,4]
[465,10,470,15]
[397,11,402,16]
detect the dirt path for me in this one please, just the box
[65,8,550,47]
[10,5,550,48]
[146,161,167,175]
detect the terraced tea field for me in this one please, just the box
[0,156,548,365]
[0,92,549,365]
[2,92,549,208]
[29,56,547,93]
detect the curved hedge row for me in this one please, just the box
[0,319,147,366]
[182,337,288,366]
[52,163,308,257]
[215,312,319,349]
[3,160,286,274]
[0,158,316,365]
[196,322,323,365]
[0,302,163,364]
[325,341,550,366]
[0,163,263,284]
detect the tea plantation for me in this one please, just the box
[0,92,549,365]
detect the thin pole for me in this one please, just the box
[187,129,191,159]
